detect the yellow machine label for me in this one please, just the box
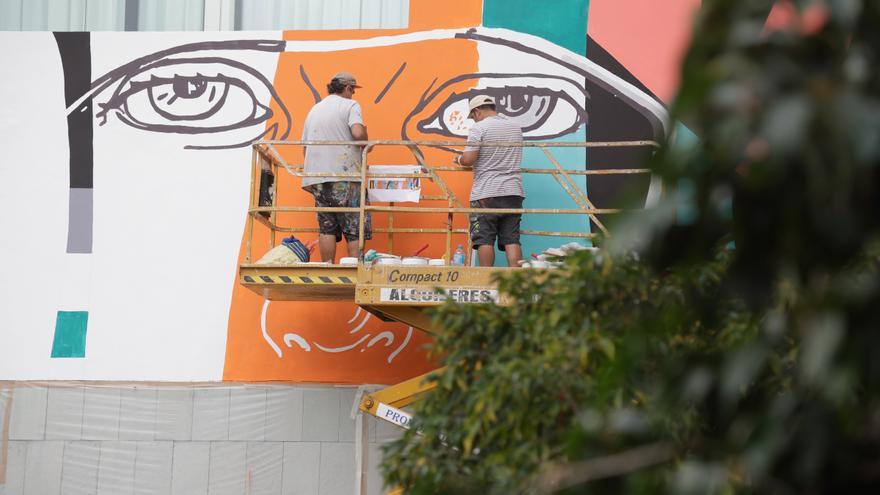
[385,268,464,284]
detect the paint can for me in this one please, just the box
[428,259,446,266]
[339,257,358,265]
[377,256,401,265]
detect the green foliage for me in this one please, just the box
[383,249,756,494]
[383,1,880,493]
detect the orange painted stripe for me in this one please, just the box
[282,0,482,41]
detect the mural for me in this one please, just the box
[0,0,699,383]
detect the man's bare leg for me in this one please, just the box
[504,244,523,267]
[477,245,495,267]
[318,234,337,262]
[346,240,360,258]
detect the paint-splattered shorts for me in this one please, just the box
[469,195,523,251]
[306,181,372,242]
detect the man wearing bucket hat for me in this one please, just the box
[455,95,524,267]
[302,71,372,262]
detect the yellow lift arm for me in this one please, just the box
[358,367,445,429]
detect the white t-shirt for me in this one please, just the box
[301,94,365,188]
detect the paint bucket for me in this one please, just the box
[402,257,429,266]
[428,259,446,266]
[339,257,358,265]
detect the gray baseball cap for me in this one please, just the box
[332,71,362,88]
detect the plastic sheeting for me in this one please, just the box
[0,382,400,495]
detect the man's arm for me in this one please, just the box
[349,101,367,142]
[456,150,478,168]
[457,124,483,168]
[350,123,368,141]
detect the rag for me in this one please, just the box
[282,236,311,262]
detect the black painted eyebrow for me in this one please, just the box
[374,62,407,104]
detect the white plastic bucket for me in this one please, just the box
[339,257,358,265]
[428,259,446,266]
[402,257,429,266]
[377,257,401,265]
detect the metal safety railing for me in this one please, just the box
[243,139,658,264]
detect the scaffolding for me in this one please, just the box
[244,139,656,263]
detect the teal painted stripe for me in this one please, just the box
[480,0,592,265]
[483,0,589,55]
[51,311,88,358]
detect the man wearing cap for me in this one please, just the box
[455,95,524,267]
[301,71,371,262]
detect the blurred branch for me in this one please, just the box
[530,442,675,494]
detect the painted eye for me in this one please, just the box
[138,73,232,122]
[92,54,290,149]
[404,75,588,141]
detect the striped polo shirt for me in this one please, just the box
[464,115,524,201]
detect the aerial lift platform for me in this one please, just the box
[240,261,508,427]
[239,139,655,493]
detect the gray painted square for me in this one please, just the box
[67,187,93,254]
[170,442,210,495]
[9,387,47,440]
[246,442,283,495]
[155,389,193,440]
[208,442,246,495]
[337,388,358,442]
[319,443,356,495]
[228,387,267,441]
[192,388,230,441]
[45,387,84,440]
[23,441,64,495]
[61,441,101,495]
[119,388,158,440]
[281,442,320,495]
[302,389,339,442]
[82,388,121,440]
[265,388,302,442]
[97,442,136,495]
[2,441,27,495]
[133,442,173,495]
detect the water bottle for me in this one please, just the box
[452,244,466,266]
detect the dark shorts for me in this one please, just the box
[469,195,523,251]
[306,182,372,242]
